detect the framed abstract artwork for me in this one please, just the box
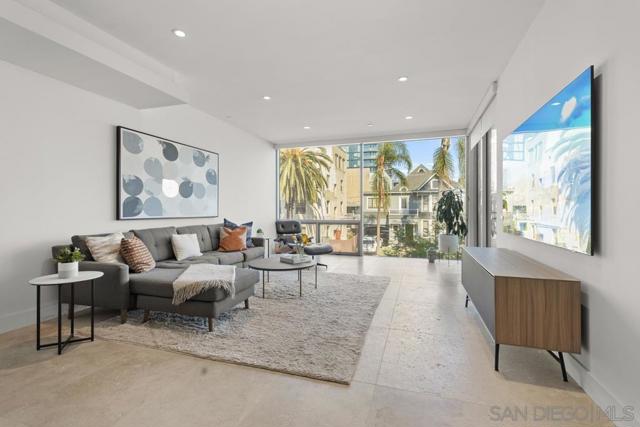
[117,126,219,220]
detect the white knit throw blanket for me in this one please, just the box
[172,264,236,305]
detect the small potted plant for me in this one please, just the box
[54,247,85,279]
[255,228,264,237]
[435,190,468,257]
[427,247,437,263]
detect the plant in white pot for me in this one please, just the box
[435,190,468,260]
[54,247,85,279]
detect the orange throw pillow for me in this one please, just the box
[219,226,247,252]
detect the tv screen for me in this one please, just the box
[502,67,593,255]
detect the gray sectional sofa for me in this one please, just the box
[52,224,262,330]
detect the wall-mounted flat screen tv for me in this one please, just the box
[502,66,593,255]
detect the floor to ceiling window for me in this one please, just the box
[278,144,361,254]
[277,136,466,257]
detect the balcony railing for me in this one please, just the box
[363,208,434,218]
[299,220,361,255]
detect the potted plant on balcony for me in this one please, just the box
[435,190,467,259]
[54,247,85,279]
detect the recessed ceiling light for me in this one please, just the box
[263,96,271,100]
[172,29,187,38]
[398,76,409,82]
[367,123,374,127]
[303,126,311,130]
[405,116,413,120]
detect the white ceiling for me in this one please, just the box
[47,0,544,144]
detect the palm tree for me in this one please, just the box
[279,147,332,219]
[553,131,591,252]
[432,137,454,181]
[371,142,412,254]
[456,136,466,187]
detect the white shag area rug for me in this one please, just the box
[92,271,389,384]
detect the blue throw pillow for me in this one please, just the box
[224,218,254,248]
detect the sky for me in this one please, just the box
[403,136,463,180]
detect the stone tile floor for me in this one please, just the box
[0,255,613,426]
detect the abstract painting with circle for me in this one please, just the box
[117,127,219,219]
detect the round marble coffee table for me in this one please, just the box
[247,256,317,298]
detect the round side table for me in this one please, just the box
[29,271,103,355]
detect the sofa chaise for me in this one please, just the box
[51,224,262,329]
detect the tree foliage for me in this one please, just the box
[456,136,466,186]
[279,147,332,218]
[433,137,454,181]
[371,142,412,253]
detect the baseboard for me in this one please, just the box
[466,300,633,427]
[0,302,65,334]
[566,357,638,427]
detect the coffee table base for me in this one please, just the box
[258,265,317,298]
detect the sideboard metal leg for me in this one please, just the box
[547,350,569,382]
[559,352,568,382]
[494,343,500,372]
[465,295,469,308]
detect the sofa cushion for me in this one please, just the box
[208,250,244,265]
[71,231,133,261]
[176,225,213,252]
[130,267,258,302]
[171,234,203,261]
[120,237,156,273]
[85,232,126,263]
[155,253,222,268]
[224,218,255,248]
[187,253,223,264]
[219,226,247,252]
[132,227,176,261]
[242,247,265,262]
[155,260,195,269]
[206,224,223,250]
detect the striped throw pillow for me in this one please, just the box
[85,233,125,263]
[120,237,156,273]
[218,226,247,252]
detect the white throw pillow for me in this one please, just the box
[85,232,125,263]
[172,234,203,261]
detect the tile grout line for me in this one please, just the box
[372,271,403,385]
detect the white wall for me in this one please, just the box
[0,59,276,333]
[496,0,640,424]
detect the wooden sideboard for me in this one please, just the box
[461,247,581,381]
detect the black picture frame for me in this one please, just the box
[116,126,219,220]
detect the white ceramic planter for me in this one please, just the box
[58,261,79,279]
[438,234,459,253]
